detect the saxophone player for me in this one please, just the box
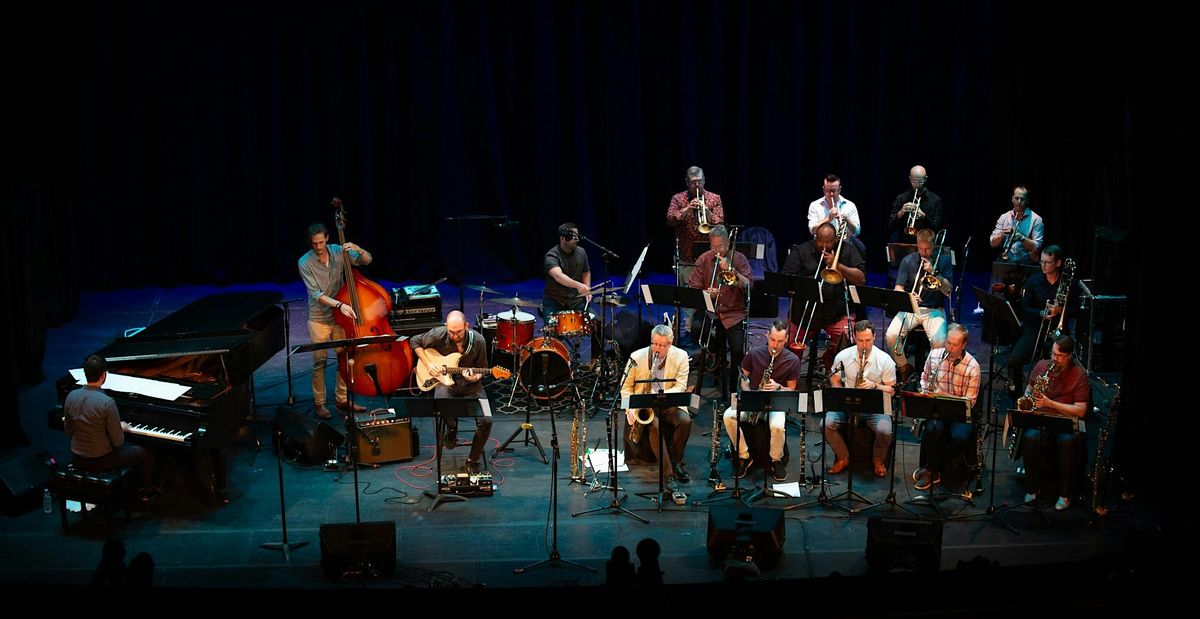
[827,321,896,477]
[911,324,981,491]
[1021,336,1089,511]
[621,325,693,483]
[723,321,801,481]
[1005,245,1075,397]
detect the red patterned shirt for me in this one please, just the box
[667,189,724,262]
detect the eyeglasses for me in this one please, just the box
[909,177,927,183]
[1012,196,1028,202]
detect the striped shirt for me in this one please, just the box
[920,349,981,408]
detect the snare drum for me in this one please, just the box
[495,310,535,353]
[519,337,572,400]
[547,309,592,337]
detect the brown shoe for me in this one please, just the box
[872,458,888,478]
[828,459,850,474]
[335,400,366,413]
[315,405,333,419]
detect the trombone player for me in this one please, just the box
[888,165,943,243]
[885,229,953,384]
[688,225,752,397]
[622,325,693,483]
[668,166,724,333]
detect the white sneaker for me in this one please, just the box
[1055,496,1071,511]
[1024,492,1037,503]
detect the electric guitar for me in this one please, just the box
[415,350,510,391]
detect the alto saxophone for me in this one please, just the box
[760,348,779,389]
[1009,361,1056,460]
[911,353,943,438]
[854,347,869,387]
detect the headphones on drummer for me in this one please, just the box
[557,223,579,241]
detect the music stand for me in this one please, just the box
[642,284,711,346]
[943,287,1023,533]
[762,271,825,392]
[820,387,890,515]
[899,391,973,518]
[626,391,697,511]
[394,397,490,512]
[573,360,649,523]
[736,390,803,504]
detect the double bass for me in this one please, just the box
[330,197,414,396]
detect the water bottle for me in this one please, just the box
[42,488,52,514]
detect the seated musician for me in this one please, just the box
[781,221,865,373]
[1020,335,1089,511]
[1006,245,1074,396]
[622,325,692,483]
[64,355,158,500]
[911,324,981,491]
[541,222,599,364]
[885,228,953,384]
[411,311,493,475]
[723,321,800,482]
[826,320,895,477]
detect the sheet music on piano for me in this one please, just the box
[70,368,191,401]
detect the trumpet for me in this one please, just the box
[903,191,924,236]
[999,213,1024,262]
[696,188,712,234]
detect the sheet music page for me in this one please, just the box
[71,369,191,401]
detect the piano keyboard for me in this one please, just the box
[126,423,194,443]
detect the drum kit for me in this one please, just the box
[470,284,627,405]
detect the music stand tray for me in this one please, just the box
[849,285,917,316]
[820,387,889,514]
[625,391,698,510]
[899,390,971,517]
[394,397,491,512]
[733,390,805,503]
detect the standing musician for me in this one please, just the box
[410,310,492,475]
[687,225,753,394]
[621,325,693,482]
[1006,245,1075,396]
[541,222,600,363]
[781,222,866,374]
[886,228,953,384]
[667,166,724,333]
[888,165,943,243]
[1020,336,1089,511]
[723,321,800,482]
[827,320,896,477]
[990,185,1044,265]
[911,324,981,491]
[808,174,866,257]
[298,222,372,419]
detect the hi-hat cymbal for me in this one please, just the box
[489,296,541,308]
[464,283,505,295]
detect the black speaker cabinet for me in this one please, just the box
[273,406,344,465]
[706,505,785,568]
[320,521,396,578]
[866,515,943,573]
[0,447,53,509]
[354,413,418,464]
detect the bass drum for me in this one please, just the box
[519,337,572,400]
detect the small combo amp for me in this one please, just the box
[389,284,443,329]
[354,409,419,464]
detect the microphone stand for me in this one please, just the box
[581,236,620,403]
[443,214,519,313]
[260,423,308,561]
[573,359,648,523]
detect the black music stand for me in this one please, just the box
[942,287,1023,533]
[999,409,1081,518]
[736,390,803,504]
[900,391,973,518]
[643,283,722,396]
[573,359,649,523]
[395,397,490,512]
[627,391,696,512]
[762,271,825,394]
[819,387,889,515]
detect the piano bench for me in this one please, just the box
[50,465,135,533]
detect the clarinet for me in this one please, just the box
[707,399,725,490]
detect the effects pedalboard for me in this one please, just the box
[439,471,495,496]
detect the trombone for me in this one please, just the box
[819,218,848,284]
[892,230,948,357]
[696,188,712,234]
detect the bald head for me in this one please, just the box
[909,165,928,190]
[446,310,466,329]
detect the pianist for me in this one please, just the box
[64,355,158,500]
[299,222,374,419]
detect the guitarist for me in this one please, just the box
[411,310,492,475]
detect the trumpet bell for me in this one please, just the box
[698,222,712,234]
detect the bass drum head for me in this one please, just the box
[519,337,572,400]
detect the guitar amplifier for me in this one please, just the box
[354,410,419,464]
[389,284,442,327]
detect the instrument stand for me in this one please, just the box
[785,413,842,512]
[494,350,551,464]
[260,427,309,562]
[514,382,595,576]
[872,426,919,517]
[572,366,648,523]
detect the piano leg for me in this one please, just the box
[209,449,230,504]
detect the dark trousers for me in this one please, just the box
[434,383,493,463]
[698,320,745,393]
[73,445,154,489]
[918,420,973,475]
[1022,429,1084,498]
[643,408,693,468]
[1007,324,1046,390]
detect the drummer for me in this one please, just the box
[542,222,600,366]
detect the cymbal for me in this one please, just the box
[489,296,541,309]
[464,284,505,295]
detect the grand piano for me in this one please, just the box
[49,291,285,502]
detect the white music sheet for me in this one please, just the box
[71,369,190,401]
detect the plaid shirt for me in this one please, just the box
[920,349,980,408]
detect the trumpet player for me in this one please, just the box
[888,165,943,243]
[990,185,1044,264]
[1006,245,1074,396]
[911,324,980,491]
[781,222,866,372]
[885,228,953,383]
[1020,336,1089,511]
[724,321,800,481]
[621,325,693,483]
[668,166,725,285]
[688,225,752,394]
[808,174,866,257]
[827,321,896,477]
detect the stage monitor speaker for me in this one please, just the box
[706,505,785,568]
[0,446,53,512]
[273,406,344,465]
[866,515,943,573]
[320,521,396,579]
[354,413,418,464]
